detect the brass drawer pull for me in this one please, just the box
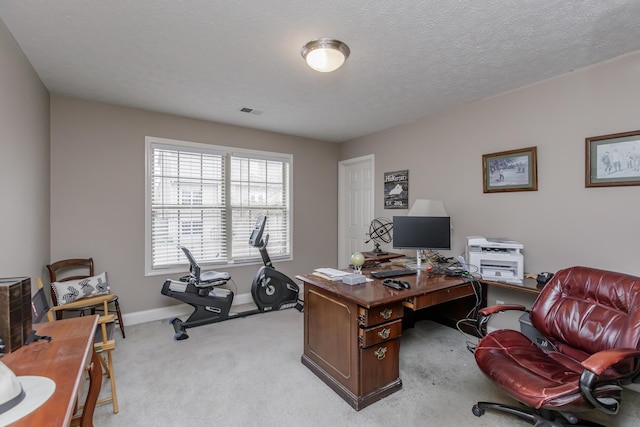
[380,308,392,319]
[374,346,387,360]
[378,328,390,340]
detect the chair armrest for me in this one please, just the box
[582,348,640,376]
[476,304,527,337]
[50,294,114,311]
[579,348,640,415]
[478,304,527,317]
[98,314,116,324]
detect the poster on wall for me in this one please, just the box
[384,170,408,209]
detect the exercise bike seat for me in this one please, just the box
[198,270,231,285]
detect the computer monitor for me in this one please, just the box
[392,216,451,269]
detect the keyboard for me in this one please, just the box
[370,268,417,279]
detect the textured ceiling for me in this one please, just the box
[2,1,640,142]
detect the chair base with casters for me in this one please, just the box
[471,266,640,427]
[472,401,606,427]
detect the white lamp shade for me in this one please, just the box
[408,199,448,217]
[407,199,454,229]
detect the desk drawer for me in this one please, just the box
[403,283,474,311]
[359,319,402,348]
[360,338,400,396]
[358,303,403,327]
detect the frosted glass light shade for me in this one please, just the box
[301,38,350,72]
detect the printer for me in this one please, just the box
[465,236,524,285]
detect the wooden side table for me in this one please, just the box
[1,316,98,426]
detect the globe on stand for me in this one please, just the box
[350,252,365,274]
[365,217,393,255]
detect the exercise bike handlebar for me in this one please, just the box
[258,233,269,250]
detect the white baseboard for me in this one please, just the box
[122,292,254,326]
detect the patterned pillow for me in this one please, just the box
[51,272,110,306]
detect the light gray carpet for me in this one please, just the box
[92,309,640,426]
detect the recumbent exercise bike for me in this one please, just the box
[161,214,302,340]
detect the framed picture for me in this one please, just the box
[384,170,408,209]
[482,147,538,193]
[585,130,640,188]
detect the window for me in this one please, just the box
[145,137,292,274]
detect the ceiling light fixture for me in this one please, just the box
[301,38,350,73]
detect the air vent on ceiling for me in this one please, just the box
[239,107,263,115]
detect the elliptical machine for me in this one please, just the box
[161,214,301,340]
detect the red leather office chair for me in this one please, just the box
[472,266,640,426]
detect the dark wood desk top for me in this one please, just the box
[361,251,404,264]
[2,316,98,427]
[482,277,541,295]
[296,266,469,309]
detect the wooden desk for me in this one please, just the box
[2,316,98,426]
[296,267,473,410]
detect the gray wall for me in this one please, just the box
[50,96,340,315]
[0,19,50,283]
[341,51,640,308]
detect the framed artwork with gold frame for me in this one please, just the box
[482,147,538,193]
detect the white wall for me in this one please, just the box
[0,19,50,283]
[341,51,640,309]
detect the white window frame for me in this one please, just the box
[145,136,293,276]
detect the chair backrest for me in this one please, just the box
[47,258,94,306]
[531,266,640,356]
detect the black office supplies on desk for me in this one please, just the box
[383,279,410,290]
[371,268,416,279]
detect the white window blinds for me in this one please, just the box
[230,155,290,261]
[146,137,292,273]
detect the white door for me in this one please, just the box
[338,155,374,268]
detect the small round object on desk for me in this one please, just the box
[350,252,365,267]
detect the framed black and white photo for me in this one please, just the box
[384,170,408,209]
[586,130,640,188]
[482,147,538,193]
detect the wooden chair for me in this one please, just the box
[36,277,120,415]
[47,258,126,338]
[72,350,103,427]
